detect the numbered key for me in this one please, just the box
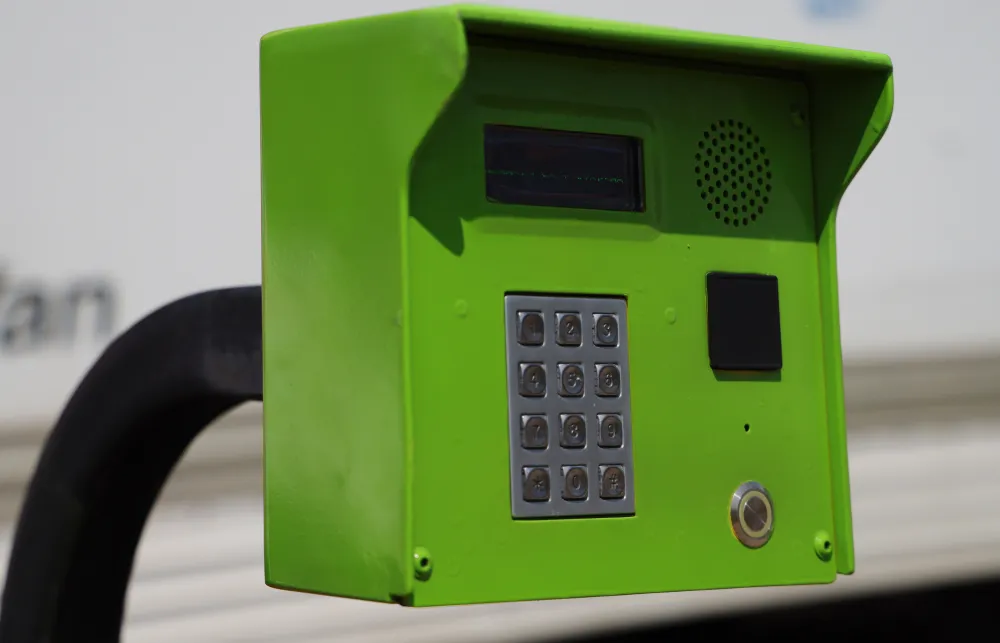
[598,413,623,448]
[562,466,589,501]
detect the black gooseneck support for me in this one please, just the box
[0,286,262,643]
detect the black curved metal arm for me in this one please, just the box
[0,286,262,643]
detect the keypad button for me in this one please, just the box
[522,467,550,502]
[598,414,623,448]
[599,465,626,499]
[520,415,548,449]
[556,312,583,346]
[596,364,621,397]
[517,311,544,346]
[558,363,584,397]
[562,466,589,500]
[518,363,546,397]
[594,313,619,346]
[560,414,587,448]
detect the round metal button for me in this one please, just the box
[730,481,774,548]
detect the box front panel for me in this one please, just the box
[406,44,835,605]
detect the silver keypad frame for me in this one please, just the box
[505,294,635,519]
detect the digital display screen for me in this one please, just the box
[484,125,644,212]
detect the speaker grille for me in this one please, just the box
[695,120,773,228]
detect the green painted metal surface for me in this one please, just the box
[260,3,893,607]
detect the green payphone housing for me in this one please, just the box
[259,4,893,607]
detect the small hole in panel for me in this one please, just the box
[744,423,750,432]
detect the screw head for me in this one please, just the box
[814,530,834,562]
[413,547,433,579]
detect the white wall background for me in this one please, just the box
[1,0,996,422]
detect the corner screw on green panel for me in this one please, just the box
[413,547,433,580]
[814,531,833,562]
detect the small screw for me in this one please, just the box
[413,547,433,580]
[814,530,834,561]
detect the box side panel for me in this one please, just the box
[406,45,837,606]
[816,223,852,572]
[259,10,467,602]
[811,71,894,574]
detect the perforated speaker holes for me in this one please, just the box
[694,120,773,228]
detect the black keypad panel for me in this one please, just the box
[505,294,634,519]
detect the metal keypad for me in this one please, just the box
[505,294,635,518]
